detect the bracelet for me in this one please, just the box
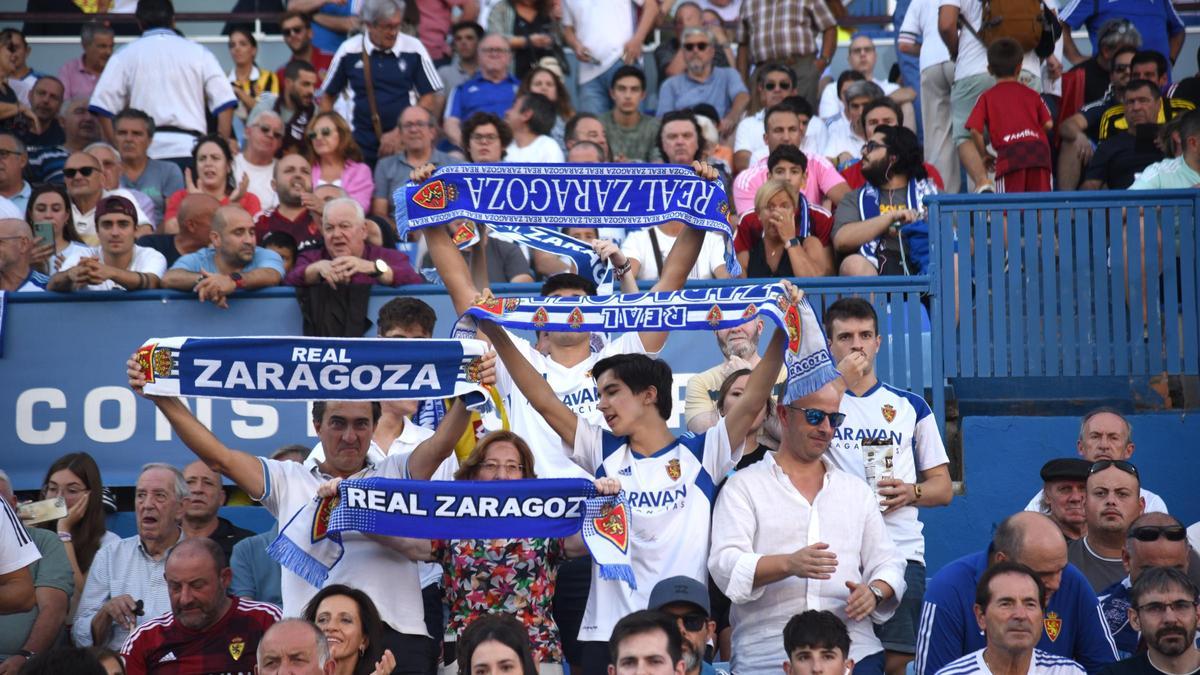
[613,260,632,279]
[57,531,73,542]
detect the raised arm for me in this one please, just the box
[425,221,482,315]
[722,325,785,443]
[405,399,470,480]
[127,356,265,498]
[477,320,578,446]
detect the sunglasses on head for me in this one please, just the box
[1089,459,1138,476]
[683,42,710,52]
[307,127,335,140]
[1128,525,1187,542]
[787,406,846,428]
[63,166,98,178]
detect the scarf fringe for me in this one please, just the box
[596,563,637,589]
[267,530,331,589]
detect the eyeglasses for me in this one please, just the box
[861,140,888,155]
[673,612,709,632]
[787,406,846,428]
[282,26,306,36]
[1128,525,1187,542]
[0,149,21,159]
[1113,63,1131,73]
[470,132,500,143]
[1135,600,1198,618]
[63,166,98,178]
[480,47,510,55]
[307,127,335,140]
[1089,459,1138,476]
[683,42,710,52]
[256,125,284,140]
[479,461,524,475]
[762,81,792,91]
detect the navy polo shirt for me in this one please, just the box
[449,72,520,120]
[321,33,442,159]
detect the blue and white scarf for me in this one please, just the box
[135,336,490,405]
[857,178,937,274]
[398,163,741,277]
[269,477,635,589]
[458,282,838,404]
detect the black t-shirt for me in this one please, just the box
[136,234,183,267]
[1169,76,1200,109]
[1080,57,1111,106]
[1100,652,1200,675]
[1084,131,1165,189]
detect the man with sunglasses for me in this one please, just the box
[710,378,908,675]
[1100,567,1200,675]
[233,109,284,214]
[823,297,952,675]
[1097,514,1200,656]
[275,12,333,89]
[656,28,749,137]
[648,576,719,675]
[1068,460,1146,592]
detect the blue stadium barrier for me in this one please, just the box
[928,189,1200,384]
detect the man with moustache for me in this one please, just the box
[1033,459,1091,541]
[19,76,67,185]
[116,108,184,220]
[254,154,321,253]
[1100,568,1200,675]
[1068,461,1146,592]
[164,205,285,306]
[648,576,719,675]
[254,61,319,157]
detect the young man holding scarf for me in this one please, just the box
[122,370,471,673]
[475,280,796,675]
[831,125,938,277]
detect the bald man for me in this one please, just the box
[255,619,336,675]
[0,218,47,292]
[916,512,1119,675]
[138,193,219,266]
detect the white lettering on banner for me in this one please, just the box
[598,306,688,330]
[83,387,137,443]
[289,347,352,363]
[15,388,66,445]
[229,401,279,439]
[192,361,441,392]
[462,177,638,214]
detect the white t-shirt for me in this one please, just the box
[733,109,830,167]
[72,188,155,246]
[562,0,643,85]
[818,77,900,120]
[822,115,863,162]
[935,648,1085,675]
[495,331,653,480]
[828,381,950,565]
[59,244,168,291]
[572,418,739,641]
[505,135,565,164]
[257,456,427,637]
[941,0,1043,81]
[899,0,953,72]
[0,500,39,575]
[620,227,727,280]
[233,154,277,216]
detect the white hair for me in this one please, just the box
[247,108,283,127]
[139,462,188,500]
[257,620,332,667]
[322,196,364,224]
[361,0,405,24]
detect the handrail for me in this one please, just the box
[0,12,275,22]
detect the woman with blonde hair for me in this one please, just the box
[735,147,835,278]
[306,111,374,211]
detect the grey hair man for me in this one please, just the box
[256,619,336,675]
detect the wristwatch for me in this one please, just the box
[913,482,924,501]
[785,237,802,249]
[15,649,35,659]
[869,584,885,606]
[370,258,390,278]
[229,271,245,289]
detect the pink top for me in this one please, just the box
[58,56,100,103]
[313,159,375,212]
[416,0,466,60]
[733,154,848,215]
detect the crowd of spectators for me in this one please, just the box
[1,0,1200,674]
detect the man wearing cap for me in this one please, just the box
[1096,512,1200,657]
[1068,460,1145,592]
[648,576,718,675]
[1031,459,1091,541]
[48,194,167,292]
[1025,409,1168,516]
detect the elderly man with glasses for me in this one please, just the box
[233,109,285,213]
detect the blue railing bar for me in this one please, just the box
[924,189,1198,208]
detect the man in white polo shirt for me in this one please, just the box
[89,0,237,166]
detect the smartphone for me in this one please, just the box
[32,221,54,245]
[17,497,67,525]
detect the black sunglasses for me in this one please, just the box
[674,612,708,632]
[1089,459,1138,476]
[763,81,792,91]
[307,127,335,140]
[1128,525,1187,542]
[63,166,98,178]
[282,26,306,36]
[787,406,846,428]
[683,42,710,52]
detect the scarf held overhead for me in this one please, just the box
[135,336,491,404]
[269,477,635,589]
[398,163,741,276]
[459,282,838,404]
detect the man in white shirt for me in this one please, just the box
[233,109,283,215]
[898,0,960,193]
[620,219,730,281]
[49,194,167,292]
[825,81,885,168]
[823,298,952,675]
[504,93,565,164]
[709,377,908,675]
[933,562,1086,675]
[818,35,914,121]
[128,384,469,673]
[1023,409,1169,515]
[562,0,660,115]
[733,66,830,174]
[0,499,38,614]
[88,0,237,164]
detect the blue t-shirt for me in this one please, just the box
[449,73,520,121]
[310,2,354,53]
[1060,0,1184,66]
[656,67,748,119]
[916,550,1119,675]
[170,246,285,276]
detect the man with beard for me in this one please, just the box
[656,28,748,136]
[1030,459,1091,541]
[254,154,321,253]
[162,205,285,307]
[254,61,318,157]
[19,76,67,185]
[119,537,280,674]
[648,576,718,675]
[1068,461,1146,592]
[275,12,333,87]
[1100,567,1200,675]
[832,125,936,277]
[934,562,1086,675]
[684,318,786,435]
